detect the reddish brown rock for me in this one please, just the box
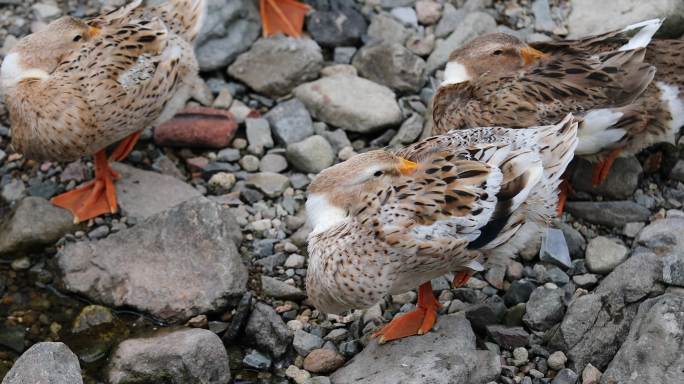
[154,107,237,149]
[303,348,345,374]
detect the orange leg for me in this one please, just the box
[260,0,310,38]
[109,131,141,162]
[372,282,441,343]
[556,178,572,216]
[591,148,622,187]
[453,270,475,288]
[51,151,119,224]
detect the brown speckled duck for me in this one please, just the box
[306,115,577,343]
[433,19,683,190]
[1,0,204,223]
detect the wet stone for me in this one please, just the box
[539,228,572,268]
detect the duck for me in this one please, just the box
[432,19,683,193]
[1,0,205,223]
[305,114,578,343]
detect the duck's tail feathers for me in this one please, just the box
[154,0,206,43]
[534,114,579,181]
[618,18,664,51]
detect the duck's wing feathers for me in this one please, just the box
[372,116,577,260]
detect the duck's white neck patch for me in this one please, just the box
[656,81,684,140]
[1,52,48,87]
[441,61,471,86]
[306,194,347,235]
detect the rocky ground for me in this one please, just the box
[1,0,684,383]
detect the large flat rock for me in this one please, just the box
[0,197,80,258]
[113,162,202,222]
[108,328,230,384]
[56,197,246,323]
[600,293,684,384]
[1,342,82,384]
[330,315,500,384]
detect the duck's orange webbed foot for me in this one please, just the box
[260,0,311,38]
[109,131,141,162]
[556,178,572,216]
[372,282,441,344]
[453,270,475,288]
[51,150,119,224]
[591,148,622,187]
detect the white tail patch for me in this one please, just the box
[656,81,684,141]
[576,109,626,155]
[441,61,471,86]
[0,53,48,87]
[464,259,484,271]
[306,194,347,235]
[618,19,663,51]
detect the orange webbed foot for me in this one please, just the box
[51,151,118,224]
[452,270,475,288]
[556,178,572,216]
[260,0,311,38]
[591,148,622,187]
[109,131,141,162]
[372,282,441,343]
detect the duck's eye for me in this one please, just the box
[492,49,503,55]
[373,170,384,177]
[73,35,82,42]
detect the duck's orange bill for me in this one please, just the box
[398,158,418,176]
[86,26,101,39]
[520,46,547,65]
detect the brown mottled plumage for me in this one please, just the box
[1,0,204,161]
[433,20,683,170]
[306,115,577,341]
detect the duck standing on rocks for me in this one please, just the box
[433,19,683,194]
[305,115,578,343]
[0,0,205,223]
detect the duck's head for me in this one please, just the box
[306,150,417,234]
[1,16,101,87]
[441,33,547,87]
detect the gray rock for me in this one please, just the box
[330,315,500,384]
[321,129,352,152]
[2,342,82,384]
[485,325,530,349]
[552,368,579,384]
[555,221,586,258]
[228,36,323,97]
[113,163,202,222]
[246,173,290,198]
[286,135,335,174]
[294,75,403,134]
[391,7,418,26]
[548,245,666,372]
[352,42,426,93]
[246,118,274,156]
[522,287,565,331]
[663,252,684,287]
[307,6,367,48]
[585,236,629,274]
[427,12,498,73]
[242,349,272,370]
[259,154,288,173]
[565,201,650,228]
[217,148,241,162]
[0,324,25,353]
[435,3,467,38]
[195,0,260,71]
[265,99,314,145]
[532,0,557,33]
[567,0,684,39]
[333,47,357,64]
[293,330,325,356]
[1,179,26,202]
[573,273,600,288]
[261,275,306,301]
[108,328,230,384]
[0,197,79,258]
[540,228,572,268]
[547,351,568,370]
[670,160,684,182]
[635,217,684,254]
[56,197,246,323]
[503,279,537,307]
[244,302,293,358]
[600,293,684,384]
[390,113,424,146]
[569,156,642,200]
[366,13,413,45]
